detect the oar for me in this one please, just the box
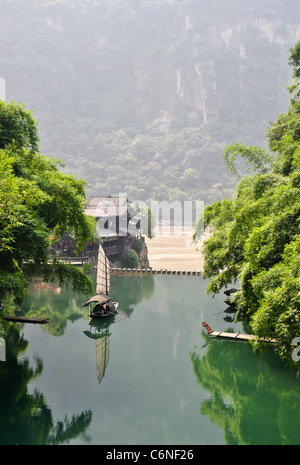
[108,311,129,320]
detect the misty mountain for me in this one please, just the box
[1,0,300,204]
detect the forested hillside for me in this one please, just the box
[1,0,300,202]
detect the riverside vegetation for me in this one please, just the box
[1,43,300,368]
[1,1,300,368]
[196,42,300,367]
[0,100,95,325]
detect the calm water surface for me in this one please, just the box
[1,274,300,445]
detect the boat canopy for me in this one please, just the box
[83,294,111,307]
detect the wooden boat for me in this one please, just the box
[83,294,119,319]
[0,298,49,324]
[2,316,49,324]
[202,321,277,343]
[84,243,119,319]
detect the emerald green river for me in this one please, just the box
[1,274,300,445]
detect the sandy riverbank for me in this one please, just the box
[145,228,208,272]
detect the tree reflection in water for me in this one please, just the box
[0,324,92,445]
[191,332,300,445]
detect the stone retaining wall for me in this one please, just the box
[111,268,201,275]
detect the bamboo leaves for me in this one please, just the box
[0,101,95,303]
[202,42,300,366]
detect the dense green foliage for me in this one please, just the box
[1,0,300,367]
[0,0,298,202]
[121,249,139,268]
[131,238,144,255]
[200,43,300,366]
[0,101,95,307]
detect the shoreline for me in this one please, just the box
[144,228,208,272]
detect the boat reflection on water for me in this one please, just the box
[83,317,116,385]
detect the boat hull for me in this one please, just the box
[89,302,119,319]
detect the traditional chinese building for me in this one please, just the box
[85,195,141,263]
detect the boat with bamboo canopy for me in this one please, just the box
[83,244,119,319]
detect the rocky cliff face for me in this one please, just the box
[135,12,300,136]
[2,1,299,135]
